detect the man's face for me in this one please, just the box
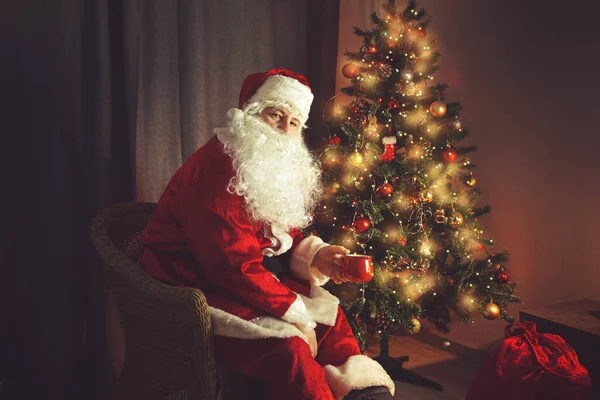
[259,107,302,137]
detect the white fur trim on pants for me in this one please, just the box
[323,355,395,399]
[289,235,331,286]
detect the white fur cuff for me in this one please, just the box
[290,236,331,286]
[323,355,395,399]
[299,286,339,327]
[281,294,317,332]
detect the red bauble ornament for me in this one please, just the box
[441,147,457,164]
[397,236,407,246]
[418,29,427,38]
[387,99,400,110]
[353,217,371,233]
[377,183,393,197]
[329,136,341,145]
[342,63,359,79]
[495,270,509,284]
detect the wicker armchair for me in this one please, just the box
[91,202,217,400]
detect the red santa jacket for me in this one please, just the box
[138,135,337,334]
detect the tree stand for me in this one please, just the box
[373,334,444,392]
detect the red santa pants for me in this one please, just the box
[213,306,361,400]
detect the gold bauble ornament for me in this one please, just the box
[329,182,340,194]
[483,302,501,320]
[448,211,464,227]
[410,318,421,334]
[466,176,477,187]
[429,101,447,118]
[342,63,359,79]
[349,152,363,166]
[419,189,434,204]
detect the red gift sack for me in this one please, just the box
[466,321,592,400]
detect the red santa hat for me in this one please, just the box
[238,69,314,125]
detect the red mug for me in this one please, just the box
[340,254,374,282]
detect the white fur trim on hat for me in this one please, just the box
[246,74,314,124]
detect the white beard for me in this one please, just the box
[215,108,323,232]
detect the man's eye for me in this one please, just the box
[291,121,298,127]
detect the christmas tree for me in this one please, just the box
[309,0,520,354]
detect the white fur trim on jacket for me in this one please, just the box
[245,74,314,124]
[210,306,308,343]
[261,224,294,257]
[210,289,340,342]
[281,295,317,332]
[323,355,395,399]
[289,235,330,286]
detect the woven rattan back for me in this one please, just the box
[91,202,217,400]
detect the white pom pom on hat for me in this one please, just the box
[226,108,245,121]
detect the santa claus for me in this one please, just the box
[138,69,395,400]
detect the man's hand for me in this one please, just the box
[312,245,351,284]
[303,328,318,358]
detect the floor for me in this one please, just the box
[365,333,482,400]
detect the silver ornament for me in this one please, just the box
[404,82,416,96]
[451,119,462,130]
[400,69,414,81]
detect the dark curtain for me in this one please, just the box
[306,0,341,150]
[130,0,328,202]
[1,1,339,399]
[3,0,133,399]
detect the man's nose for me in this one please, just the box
[278,119,293,135]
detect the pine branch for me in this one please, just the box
[472,204,492,217]
[371,12,385,28]
[353,27,372,38]
[457,145,478,155]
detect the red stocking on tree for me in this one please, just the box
[379,136,396,162]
